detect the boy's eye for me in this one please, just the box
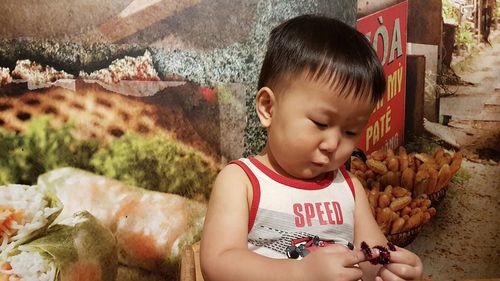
[312,120,328,128]
[345,131,358,136]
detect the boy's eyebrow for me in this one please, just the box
[313,106,371,123]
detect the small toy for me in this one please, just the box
[360,241,396,265]
[286,236,354,259]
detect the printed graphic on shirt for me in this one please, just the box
[248,209,354,257]
[285,236,354,259]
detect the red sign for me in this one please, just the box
[356,1,408,154]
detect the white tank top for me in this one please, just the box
[231,157,356,259]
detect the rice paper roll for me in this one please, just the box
[37,168,207,277]
[0,211,117,281]
[0,184,62,255]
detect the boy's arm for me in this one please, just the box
[351,173,388,281]
[200,164,307,281]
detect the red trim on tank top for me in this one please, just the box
[339,166,356,199]
[248,157,334,190]
[230,160,261,233]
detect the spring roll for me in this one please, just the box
[37,167,206,277]
[0,211,117,281]
[0,184,62,255]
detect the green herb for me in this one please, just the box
[0,116,97,185]
[90,134,218,199]
[451,168,471,185]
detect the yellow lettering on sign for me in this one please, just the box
[365,106,392,151]
[387,63,403,101]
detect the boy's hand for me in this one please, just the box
[301,244,380,281]
[376,246,423,281]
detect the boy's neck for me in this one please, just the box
[255,149,331,183]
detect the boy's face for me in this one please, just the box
[258,73,375,180]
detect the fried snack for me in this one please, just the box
[436,164,451,191]
[350,146,451,237]
[403,211,423,231]
[391,186,410,198]
[425,165,438,194]
[366,159,388,175]
[399,155,409,172]
[427,207,437,217]
[389,196,412,212]
[351,157,367,172]
[378,193,391,208]
[365,169,376,181]
[450,151,463,176]
[413,169,430,198]
[386,171,401,187]
[400,206,412,217]
[390,217,406,234]
[422,212,432,224]
[387,157,400,172]
[367,189,380,209]
[376,208,394,234]
[383,184,393,195]
[408,152,418,171]
[400,168,415,193]
[370,150,387,161]
[354,170,366,181]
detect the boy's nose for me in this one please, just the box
[319,131,340,153]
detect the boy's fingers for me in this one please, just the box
[378,266,404,281]
[316,243,352,256]
[384,263,417,280]
[345,248,380,266]
[342,267,364,280]
[385,246,422,267]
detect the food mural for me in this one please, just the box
[0,5,240,281]
[0,44,227,281]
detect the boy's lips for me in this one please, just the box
[312,160,329,166]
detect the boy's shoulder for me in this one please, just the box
[217,159,252,182]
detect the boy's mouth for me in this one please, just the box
[312,157,330,166]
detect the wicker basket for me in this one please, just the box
[427,186,448,207]
[387,225,423,247]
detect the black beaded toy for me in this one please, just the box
[360,241,396,265]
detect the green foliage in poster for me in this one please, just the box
[0,117,97,185]
[0,116,217,199]
[91,134,217,199]
[455,22,475,52]
[442,0,459,23]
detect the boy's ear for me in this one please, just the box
[255,87,275,128]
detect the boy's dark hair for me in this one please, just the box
[258,14,386,103]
